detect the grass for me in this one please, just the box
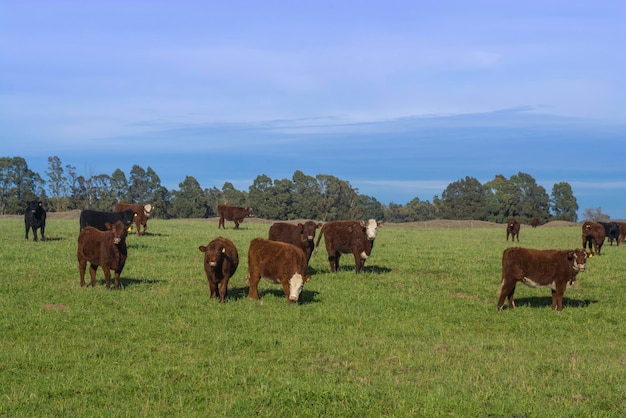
[1,217,625,417]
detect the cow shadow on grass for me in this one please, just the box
[116,277,165,289]
[316,265,392,274]
[226,286,320,304]
[513,296,597,309]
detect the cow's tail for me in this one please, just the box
[314,224,325,254]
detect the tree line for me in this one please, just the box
[1,156,580,223]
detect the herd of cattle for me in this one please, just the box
[22,201,624,310]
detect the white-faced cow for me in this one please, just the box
[80,209,136,232]
[115,203,152,236]
[77,220,129,289]
[217,204,254,229]
[268,221,322,263]
[506,218,520,242]
[246,238,311,304]
[582,221,606,255]
[24,200,46,241]
[498,247,589,311]
[198,237,239,303]
[315,219,382,274]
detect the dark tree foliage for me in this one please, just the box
[358,195,385,221]
[169,176,210,218]
[551,182,578,222]
[435,176,490,220]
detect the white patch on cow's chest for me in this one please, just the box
[521,277,557,290]
[360,251,369,260]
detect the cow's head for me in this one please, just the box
[105,220,129,245]
[199,240,228,268]
[362,219,381,241]
[288,273,311,303]
[568,248,589,272]
[300,221,322,242]
[245,207,255,217]
[144,204,152,216]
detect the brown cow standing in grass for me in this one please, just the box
[315,219,382,273]
[268,221,322,263]
[530,218,540,228]
[77,220,129,289]
[217,204,254,229]
[498,247,590,311]
[582,221,606,255]
[246,238,311,304]
[506,218,520,241]
[198,237,239,303]
[616,221,626,244]
[115,203,152,236]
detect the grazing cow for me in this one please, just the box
[80,209,136,232]
[115,203,152,236]
[24,200,46,241]
[530,218,540,228]
[246,238,311,304]
[582,221,606,255]
[77,220,129,289]
[615,221,626,245]
[268,221,322,263]
[506,218,520,241]
[315,219,382,273]
[498,247,589,311]
[217,204,254,229]
[198,237,239,303]
[598,221,620,246]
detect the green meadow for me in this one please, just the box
[1,216,624,417]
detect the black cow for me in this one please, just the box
[79,209,136,232]
[24,200,46,241]
[599,222,620,246]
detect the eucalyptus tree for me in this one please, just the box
[550,182,578,222]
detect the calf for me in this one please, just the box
[598,221,620,246]
[80,209,136,232]
[616,221,626,245]
[246,238,311,304]
[506,218,520,241]
[582,221,606,255]
[530,218,540,228]
[24,200,46,241]
[217,204,254,229]
[315,219,381,273]
[198,237,239,303]
[115,203,152,236]
[77,220,129,289]
[498,247,589,311]
[268,221,322,263]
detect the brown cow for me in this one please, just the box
[506,218,520,241]
[115,203,152,236]
[268,221,322,263]
[217,204,254,229]
[582,221,606,255]
[315,219,382,273]
[615,221,626,244]
[498,247,589,311]
[198,237,239,303]
[77,220,129,289]
[245,238,311,304]
[530,218,539,228]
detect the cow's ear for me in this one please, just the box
[105,222,112,230]
[360,221,365,227]
[378,221,384,227]
[199,246,207,252]
[317,223,323,229]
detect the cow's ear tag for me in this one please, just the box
[589,253,593,258]
[221,248,226,253]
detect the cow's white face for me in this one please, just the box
[365,219,379,240]
[288,273,304,301]
[144,204,152,216]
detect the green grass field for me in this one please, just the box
[1,217,624,417]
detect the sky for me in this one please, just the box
[1,1,625,219]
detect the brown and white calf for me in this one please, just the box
[246,238,311,304]
[315,219,382,273]
[115,203,152,236]
[77,220,129,289]
[498,247,589,311]
[268,221,322,263]
[198,237,239,303]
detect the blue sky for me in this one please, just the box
[1,1,625,219]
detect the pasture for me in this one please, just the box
[1,216,624,416]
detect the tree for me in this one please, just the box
[221,182,247,207]
[316,174,359,220]
[291,170,322,219]
[170,176,210,218]
[358,194,385,221]
[111,169,131,203]
[405,197,437,221]
[509,172,550,224]
[484,174,521,222]
[550,182,578,222]
[582,207,608,222]
[46,156,69,211]
[248,175,274,219]
[436,176,490,220]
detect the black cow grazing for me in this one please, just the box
[599,222,620,246]
[24,200,46,241]
[506,218,520,242]
[582,221,606,255]
[79,209,136,232]
[217,204,254,229]
[268,221,322,263]
[315,219,382,273]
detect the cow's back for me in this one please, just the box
[249,238,307,278]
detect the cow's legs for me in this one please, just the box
[39,225,45,241]
[79,261,87,287]
[113,271,121,290]
[234,220,240,229]
[218,280,228,303]
[208,280,218,299]
[33,227,39,242]
[552,284,566,311]
[89,264,98,287]
[247,272,260,299]
[497,279,516,310]
[328,251,340,273]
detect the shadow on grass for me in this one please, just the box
[314,264,392,274]
[116,277,165,289]
[223,285,320,304]
[512,296,598,309]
